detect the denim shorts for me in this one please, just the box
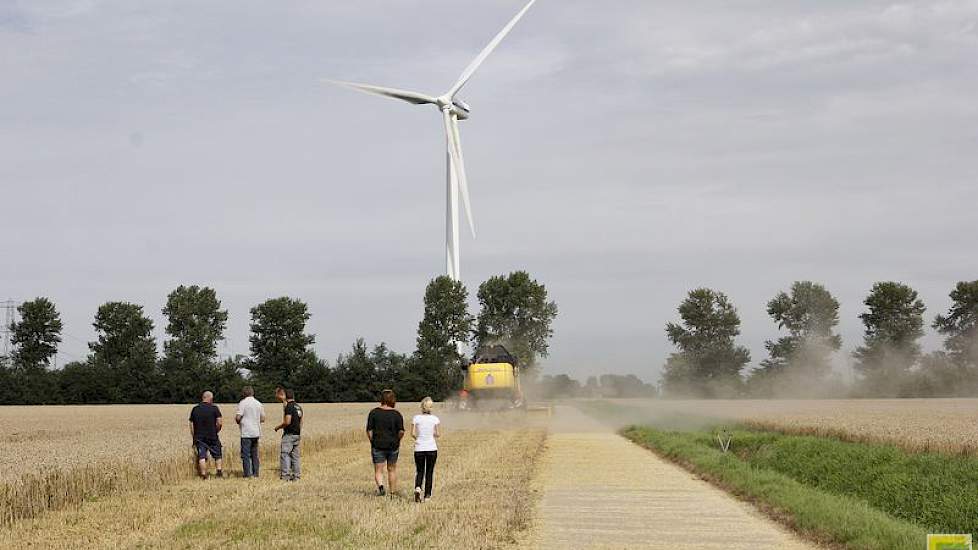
[371,447,399,464]
[195,439,222,460]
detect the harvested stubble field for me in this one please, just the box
[607,398,978,454]
[0,404,548,549]
[0,403,377,524]
[6,398,975,549]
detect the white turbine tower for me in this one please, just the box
[327,0,537,281]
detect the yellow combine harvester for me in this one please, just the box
[458,345,525,411]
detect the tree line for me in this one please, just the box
[536,373,659,400]
[662,280,978,398]
[0,271,558,405]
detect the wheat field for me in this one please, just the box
[0,403,548,548]
[608,398,978,454]
[4,398,978,548]
[0,403,376,481]
[0,403,378,525]
[2,426,546,549]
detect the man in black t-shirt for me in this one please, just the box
[366,389,404,497]
[274,387,303,481]
[189,390,224,479]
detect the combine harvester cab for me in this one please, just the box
[460,345,525,411]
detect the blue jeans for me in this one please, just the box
[241,437,260,478]
[280,434,301,480]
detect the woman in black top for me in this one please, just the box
[366,389,404,497]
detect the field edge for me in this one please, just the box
[621,425,927,550]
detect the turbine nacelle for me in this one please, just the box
[453,99,472,120]
[436,96,471,120]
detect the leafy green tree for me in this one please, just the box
[910,350,978,397]
[933,280,978,369]
[9,297,63,404]
[248,297,317,390]
[399,353,460,402]
[290,359,335,402]
[0,359,21,404]
[10,297,63,371]
[89,302,158,403]
[160,285,228,403]
[661,288,750,397]
[417,276,473,357]
[327,339,411,402]
[599,374,659,398]
[370,342,408,391]
[853,282,926,396]
[209,356,248,403]
[329,338,383,402]
[911,280,978,397]
[58,360,112,404]
[412,276,474,400]
[537,373,582,399]
[757,281,842,387]
[474,271,558,372]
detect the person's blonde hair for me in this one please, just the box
[420,397,434,414]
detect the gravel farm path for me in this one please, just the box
[526,406,820,550]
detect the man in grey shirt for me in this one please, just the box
[235,386,265,478]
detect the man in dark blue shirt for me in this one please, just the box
[189,390,223,479]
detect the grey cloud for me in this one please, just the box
[1,0,976,383]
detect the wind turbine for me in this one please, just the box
[327,0,537,281]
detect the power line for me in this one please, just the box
[1,300,17,358]
[57,332,91,368]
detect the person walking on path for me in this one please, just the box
[274,387,303,481]
[411,396,441,503]
[189,390,223,479]
[235,386,265,478]
[366,389,404,498]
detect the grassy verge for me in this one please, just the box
[623,423,978,550]
[720,429,978,537]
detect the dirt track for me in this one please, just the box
[526,406,818,549]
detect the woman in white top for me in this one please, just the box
[411,397,441,503]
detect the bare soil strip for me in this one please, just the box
[527,406,819,550]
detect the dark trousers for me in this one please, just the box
[241,437,260,477]
[414,451,437,497]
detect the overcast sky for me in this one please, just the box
[2,0,976,383]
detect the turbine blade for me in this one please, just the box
[444,111,476,239]
[447,0,537,97]
[324,79,437,105]
[446,149,457,280]
[451,118,476,239]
